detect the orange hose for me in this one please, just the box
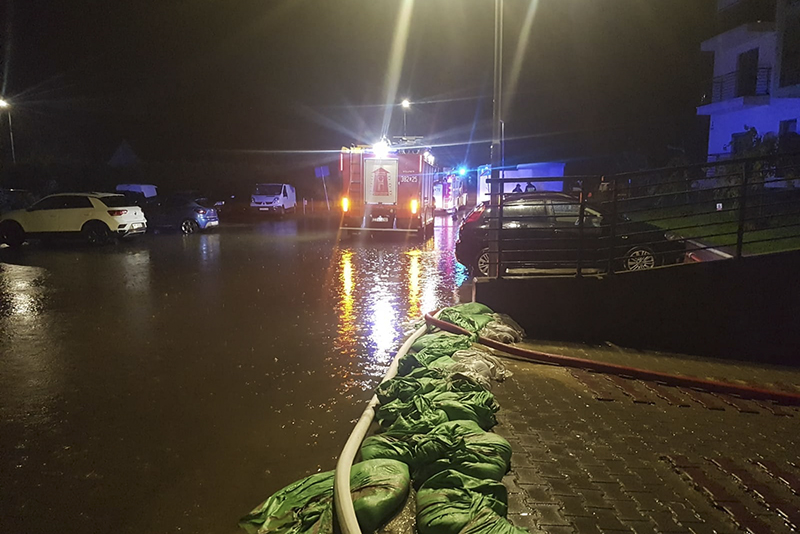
[424,313,800,406]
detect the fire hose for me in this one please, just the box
[424,313,800,406]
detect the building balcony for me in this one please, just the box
[699,67,771,106]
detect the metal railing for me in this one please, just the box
[482,152,800,278]
[700,67,771,105]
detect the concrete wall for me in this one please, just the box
[474,250,800,365]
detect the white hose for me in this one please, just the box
[333,319,431,534]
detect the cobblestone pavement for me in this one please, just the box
[491,344,800,534]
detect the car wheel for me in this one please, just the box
[181,219,200,235]
[623,246,656,271]
[0,221,25,248]
[475,248,491,277]
[82,221,112,246]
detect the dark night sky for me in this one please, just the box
[2,0,716,168]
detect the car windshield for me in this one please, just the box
[98,196,132,208]
[255,184,283,195]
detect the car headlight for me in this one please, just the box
[664,231,681,241]
[274,197,281,203]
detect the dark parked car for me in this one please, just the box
[146,194,219,235]
[0,188,36,215]
[455,192,685,276]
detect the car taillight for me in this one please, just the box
[108,209,128,216]
[463,204,485,225]
[195,208,207,214]
[342,197,349,213]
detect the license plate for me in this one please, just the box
[207,221,219,227]
[131,223,144,229]
[259,208,271,211]
[372,216,389,223]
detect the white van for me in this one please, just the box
[251,183,297,214]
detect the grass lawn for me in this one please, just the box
[627,206,800,256]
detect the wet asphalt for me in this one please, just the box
[0,215,470,534]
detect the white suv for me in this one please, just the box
[0,192,147,248]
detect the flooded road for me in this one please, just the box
[0,216,470,534]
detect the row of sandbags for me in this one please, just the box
[362,303,528,534]
[239,303,525,534]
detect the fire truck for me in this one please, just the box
[339,140,436,238]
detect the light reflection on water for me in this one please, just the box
[0,217,472,534]
[332,216,470,383]
[0,263,58,424]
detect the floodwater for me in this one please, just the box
[0,216,470,534]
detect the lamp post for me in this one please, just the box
[0,99,16,164]
[401,99,411,137]
[488,0,503,278]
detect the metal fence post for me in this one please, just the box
[497,190,504,279]
[576,180,586,278]
[735,162,750,259]
[607,176,618,274]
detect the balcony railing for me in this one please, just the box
[700,67,771,105]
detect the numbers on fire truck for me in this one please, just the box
[399,175,419,183]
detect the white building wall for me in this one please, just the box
[702,27,776,75]
[698,2,800,159]
[707,99,800,155]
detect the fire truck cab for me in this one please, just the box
[339,140,436,238]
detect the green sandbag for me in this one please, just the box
[376,387,498,433]
[239,459,410,534]
[377,396,447,430]
[416,470,508,534]
[376,376,445,404]
[434,391,498,429]
[398,343,470,375]
[413,421,511,483]
[351,460,411,533]
[239,470,334,534]
[399,331,476,375]
[384,410,451,435]
[361,432,419,466]
[451,303,494,316]
[405,366,449,380]
[362,420,511,485]
[377,374,486,405]
[410,331,474,355]
[438,308,494,335]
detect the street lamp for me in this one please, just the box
[0,99,16,164]
[401,99,411,137]
[489,0,504,278]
